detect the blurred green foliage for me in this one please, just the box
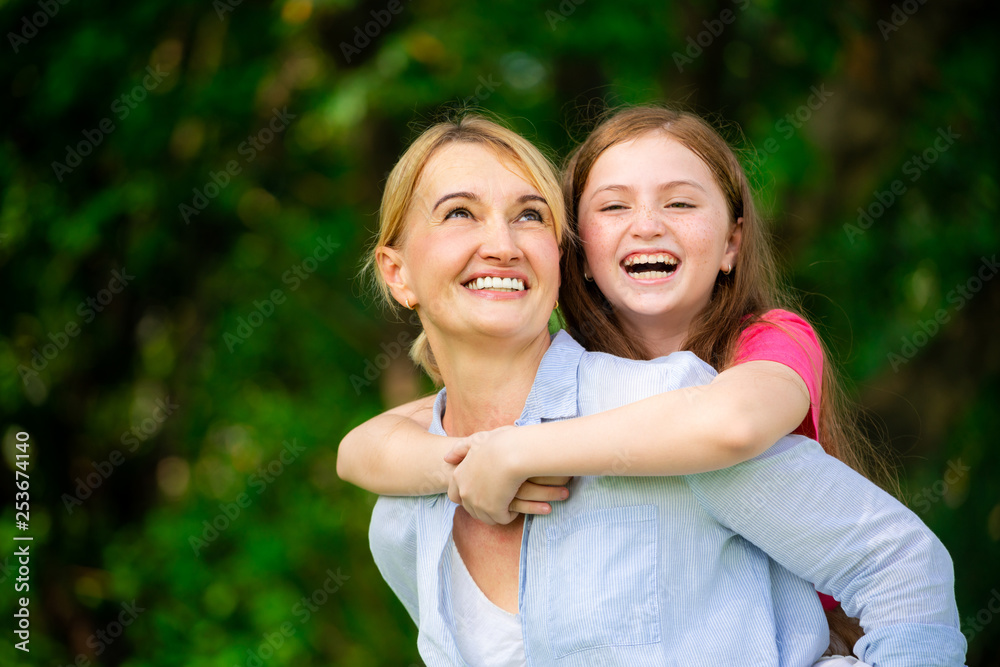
[1,0,997,664]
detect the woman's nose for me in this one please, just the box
[479,219,523,263]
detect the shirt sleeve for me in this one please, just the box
[687,437,967,666]
[369,495,422,625]
[734,309,823,439]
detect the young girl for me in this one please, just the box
[340,107,917,657]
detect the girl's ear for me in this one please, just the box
[722,216,743,271]
[376,245,417,310]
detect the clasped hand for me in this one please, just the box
[444,425,570,526]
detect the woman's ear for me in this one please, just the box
[723,216,743,271]
[375,245,417,309]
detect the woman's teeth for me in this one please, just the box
[624,253,678,279]
[464,276,526,292]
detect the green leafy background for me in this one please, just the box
[1,0,997,664]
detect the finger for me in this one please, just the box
[509,500,551,515]
[515,481,569,503]
[443,441,471,465]
[527,475,572,486]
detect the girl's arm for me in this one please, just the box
[447,359,811,525]
[336,395,569,514]
[336,395,452,495]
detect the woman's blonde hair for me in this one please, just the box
[366,114,568,383]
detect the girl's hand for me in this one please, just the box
[445,427,570,525]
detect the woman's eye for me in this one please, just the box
[444,207,472,220]
[517,208,544,222]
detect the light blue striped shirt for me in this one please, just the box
[369,331,966,666]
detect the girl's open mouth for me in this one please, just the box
[622,252,679,280]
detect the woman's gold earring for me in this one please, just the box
[405,298,411,309]
[722,264,733,275]
[584,270,594,281]
[554,300,559,310]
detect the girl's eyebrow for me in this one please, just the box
[590,180,708,198]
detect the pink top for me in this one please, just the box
[733,309,839,612]
[734,309,823,440]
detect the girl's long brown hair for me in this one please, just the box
[559,105,892,654]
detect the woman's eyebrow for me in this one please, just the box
[517,194,548,206]
[432,191,478,211]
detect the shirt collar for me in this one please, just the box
[428,330,584,436]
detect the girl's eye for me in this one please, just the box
[599,203,627,212]
[444,207,473,220]
[668,202,695,209]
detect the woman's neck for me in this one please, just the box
[433,330,551,437]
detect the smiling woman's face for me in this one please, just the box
[578,130,741,344]
[380,141,560,346]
